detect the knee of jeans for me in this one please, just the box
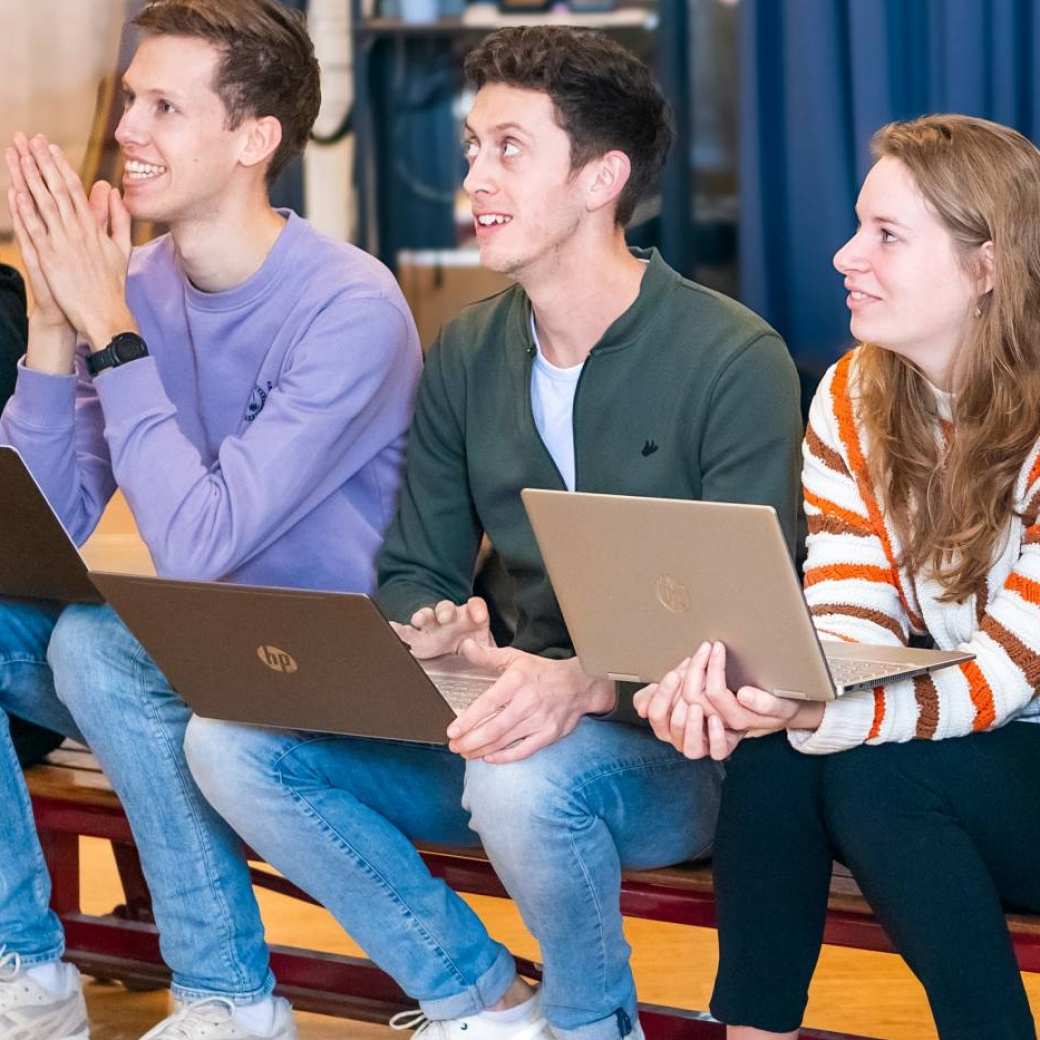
[46,604,136,711]
[463,751,586,851]
[184,714,261,815]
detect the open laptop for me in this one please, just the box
[521,489,972,702]
[0,446,103,604]
[89,572,498,744]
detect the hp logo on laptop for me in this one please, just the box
[655,575,691,615]
[257,645,298,674]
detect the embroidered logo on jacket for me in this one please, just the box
[246,381,274,422]
[641,440,659,457]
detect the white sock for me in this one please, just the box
[479,993,538,1023]
[24,962,72,997]
[231,997,280,1036]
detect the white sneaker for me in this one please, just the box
[139,997,296,1040]
[0,950,88,1040]
[389,1005,553,1040]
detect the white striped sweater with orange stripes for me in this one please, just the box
[789,348,1040,755]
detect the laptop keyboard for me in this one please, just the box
[825,656,917,689]
[426,674,494,715]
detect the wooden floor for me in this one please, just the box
[3,240,1038,1038]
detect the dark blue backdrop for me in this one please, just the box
[740,0,1040,373]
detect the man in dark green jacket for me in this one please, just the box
[187,26,802,1040]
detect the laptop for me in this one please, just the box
[0,446,103,604]
[88,572,498,744]
[521,489,972,702]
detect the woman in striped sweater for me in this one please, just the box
[636,115,1040,1040]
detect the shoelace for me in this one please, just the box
[0,950,21,984]
[156,997,237,1040]
[389,1009,457,1038]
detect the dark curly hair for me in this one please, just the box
[132,0,321,184]
[465,26,673,226]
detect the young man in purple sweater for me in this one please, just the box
[0,3,420,1039]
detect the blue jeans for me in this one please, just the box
[0,599,273,1003]
[185,714,722,1040]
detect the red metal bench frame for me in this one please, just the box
[28,756,1040,1040]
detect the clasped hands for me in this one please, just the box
[5,132,136,369]
[632,640,825,761]
[391,597,615,764]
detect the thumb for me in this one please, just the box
[459,638,508,671]
[109,188,132,257]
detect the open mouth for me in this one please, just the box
[475,213,512,228]
[123,160,168,183]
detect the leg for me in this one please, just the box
[708,733,832,1035]
[823,724,1040,1040]
[186,716,516,1017]
[48,604,272,1004]
[0,598,81,965]
[464,718,723,1040]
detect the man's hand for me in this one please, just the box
[5,141,76,372]
[390,596,495,660]
[10,133,136,351]
[446,643,616,764]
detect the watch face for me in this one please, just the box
[112,335,148,365]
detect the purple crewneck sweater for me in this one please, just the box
[0,211,421,592]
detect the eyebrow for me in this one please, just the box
[855,209,911,230]
[463,121,532,138]
[121,81,189,103]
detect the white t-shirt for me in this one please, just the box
[529,315,583,491]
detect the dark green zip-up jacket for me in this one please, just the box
[376,249,802,661]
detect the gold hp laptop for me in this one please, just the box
[0,446,103,604]
[88,573,496,744]
[521,489,972,702]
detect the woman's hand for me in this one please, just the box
[633,641,825,760]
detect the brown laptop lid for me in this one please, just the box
[522,489,838,701]
[0,447,102,604]
[89,573,457,744]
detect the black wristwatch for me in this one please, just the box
[87,332,149,377]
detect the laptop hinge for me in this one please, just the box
[608,673,643,683]
[773,688,812,701]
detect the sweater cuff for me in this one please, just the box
[5,358,77,430]
[787,689,877,755]
[93,356,171,424]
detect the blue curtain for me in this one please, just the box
[740,0,1040,374]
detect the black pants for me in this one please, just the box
[708,725,1040,1039]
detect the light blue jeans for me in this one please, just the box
[0,599,273,1003]
[185,713,723,1040]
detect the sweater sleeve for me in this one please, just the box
[799,367,911,647]
[0,346,115,545]
[94,295,417,580]
[375,335,484,623]
[698,332,803,555]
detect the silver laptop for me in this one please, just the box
[521,489,972,702]
[89,572,497,744]
[0,446,103,604]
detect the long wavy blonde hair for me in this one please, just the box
[857,115,1040,602]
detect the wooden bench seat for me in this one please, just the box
[25,742,1040,1040]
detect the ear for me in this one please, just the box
[238,115,283,173]
[976,240,994,296]
[582,149,632,216]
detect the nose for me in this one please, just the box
[833,229,867,275]
[463,147,495,199]
[114,102,146,151]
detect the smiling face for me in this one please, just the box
[833,156,984,379]
[115,34,261,226]
[462,83,595,280]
